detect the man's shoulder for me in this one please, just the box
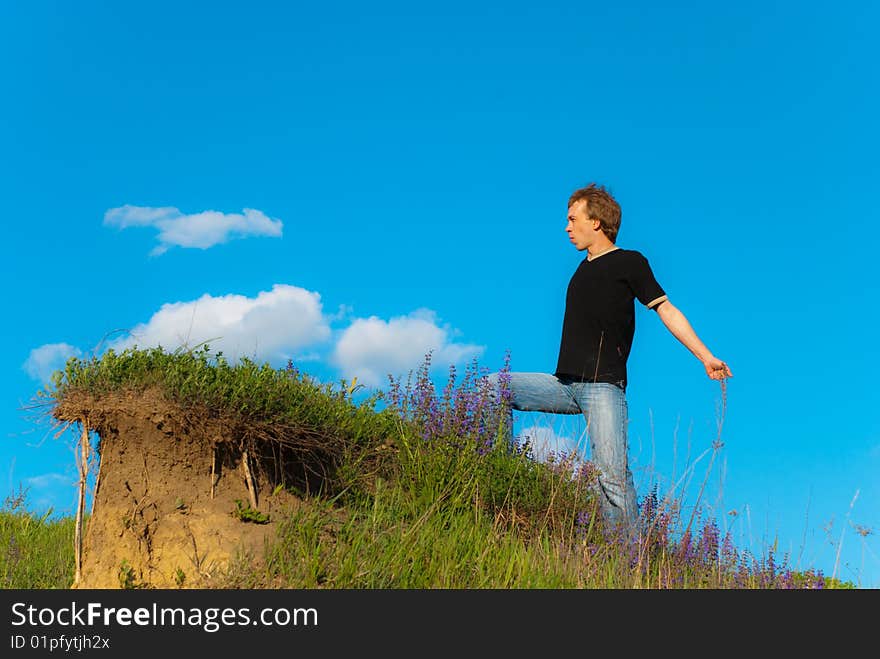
[613,247,652,263]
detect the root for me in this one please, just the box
[73,416,90,587]
[242,449,258,509]
[210,444,218,499]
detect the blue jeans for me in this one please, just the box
[486,372,638,530]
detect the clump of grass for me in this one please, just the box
[45,344,404,497]
[117,558,146,589]
[0,488,75,588]
[47,344,393,436]
[232,499,270,524]
[258,491,583,588]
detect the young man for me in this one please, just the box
[488,183,732,532]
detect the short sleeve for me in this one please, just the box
[628,253,667,309]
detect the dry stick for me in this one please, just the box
[832,488,861,584]
[73,416,90,587]
[210,444,217,499]
[279,444,286,490]
[242,448,258,509]
[90,445,103,518]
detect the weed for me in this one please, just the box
[232,500,270,524]
[118,559,142,589]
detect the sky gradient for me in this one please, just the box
[3,1,878,586]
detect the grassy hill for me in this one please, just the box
[2,346,847,589]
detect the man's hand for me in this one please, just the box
[703,357,732,381]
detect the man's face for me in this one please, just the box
[566,199,599,251]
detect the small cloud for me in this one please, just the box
[110,284,331,362]
[292,351,323,362]
[104,205,283,255]
[328,304,354,322]
[22,472,75,514]
[24,472,72,490]
[330,308,484,388]
[23,343,82,383]
[520,425,583,464]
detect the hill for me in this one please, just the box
[10,345,839,589]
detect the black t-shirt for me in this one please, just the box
[554,247,667,390]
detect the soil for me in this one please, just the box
[54,388,302,589]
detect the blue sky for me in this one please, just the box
[2,1,878,586]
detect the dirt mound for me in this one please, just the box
[54,389,303,588]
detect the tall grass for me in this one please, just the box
[7,346,853,589]
[0,488,75,588]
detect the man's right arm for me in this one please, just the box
[654,300,732,380]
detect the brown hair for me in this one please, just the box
[568,183,621,243]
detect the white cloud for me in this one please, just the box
[330,308,484,388]
[520,425,583,464]
[26,291,485,398]
[24,472,73,490]
[22,473,75,515]
[103,205,283,255]
[23,343,82,383]
[110,284,331,362]
[328,303,354,322]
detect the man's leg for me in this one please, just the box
[570,382,638,533]
[485,372,581,445]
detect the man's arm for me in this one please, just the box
[653,300,732,380]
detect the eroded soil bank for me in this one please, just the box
[55,389,301,588]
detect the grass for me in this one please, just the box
[6,345,856,589]
[0,488,75,588]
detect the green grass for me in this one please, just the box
[6,346,854,589]
[0,489,75,588]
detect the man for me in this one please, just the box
[488,183,731,533]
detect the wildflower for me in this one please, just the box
[697,519,720,566]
